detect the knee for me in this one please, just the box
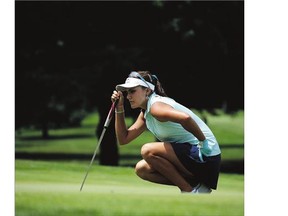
[141,143,155,160]
[135,160,148,179]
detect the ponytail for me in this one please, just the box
[151,74,167,97]
[137,71,167,97]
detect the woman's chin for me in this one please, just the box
[130,103,137,109]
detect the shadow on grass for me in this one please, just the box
[16,134,94,141]
[15,152,244,174]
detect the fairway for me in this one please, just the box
[16,160,244,216]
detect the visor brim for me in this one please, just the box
[115,84,140,91]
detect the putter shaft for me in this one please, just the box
[80,127,107,191]
[80,101,117,191]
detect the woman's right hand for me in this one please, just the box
[111,90,124,108]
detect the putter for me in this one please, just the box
[80,100,118,191]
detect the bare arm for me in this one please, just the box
[150,102,206,141]
[115,111,146,145]
[112,90,146,145]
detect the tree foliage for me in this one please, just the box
[15,1,244,164]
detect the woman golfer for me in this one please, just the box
[111,71,221,194]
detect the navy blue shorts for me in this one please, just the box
[171,142,221,190]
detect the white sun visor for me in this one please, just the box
[116,77,155,91]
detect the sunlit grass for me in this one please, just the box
[15,160,244,216]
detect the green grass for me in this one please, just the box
[15,127,97,154]
[207,111,244,145]
[15,111,244,215]
[16,160,244,216]
[15,110,244,161]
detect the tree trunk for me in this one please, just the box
[97,105,119,166]
[42,122,49,139]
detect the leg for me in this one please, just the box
[135,159,174,185]
[138,142,195,192]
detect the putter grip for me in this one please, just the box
[104,100,118,128]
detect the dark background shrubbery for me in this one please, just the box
[15,1,244,165]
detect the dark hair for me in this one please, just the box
[137,71,167,97]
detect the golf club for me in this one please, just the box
[80,100,118,191]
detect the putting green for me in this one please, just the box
[16,160,244,216]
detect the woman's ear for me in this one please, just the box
[146,88,152,95]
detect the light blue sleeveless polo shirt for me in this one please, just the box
[144,93,221,156]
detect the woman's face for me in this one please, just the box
[126,86,148,109]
